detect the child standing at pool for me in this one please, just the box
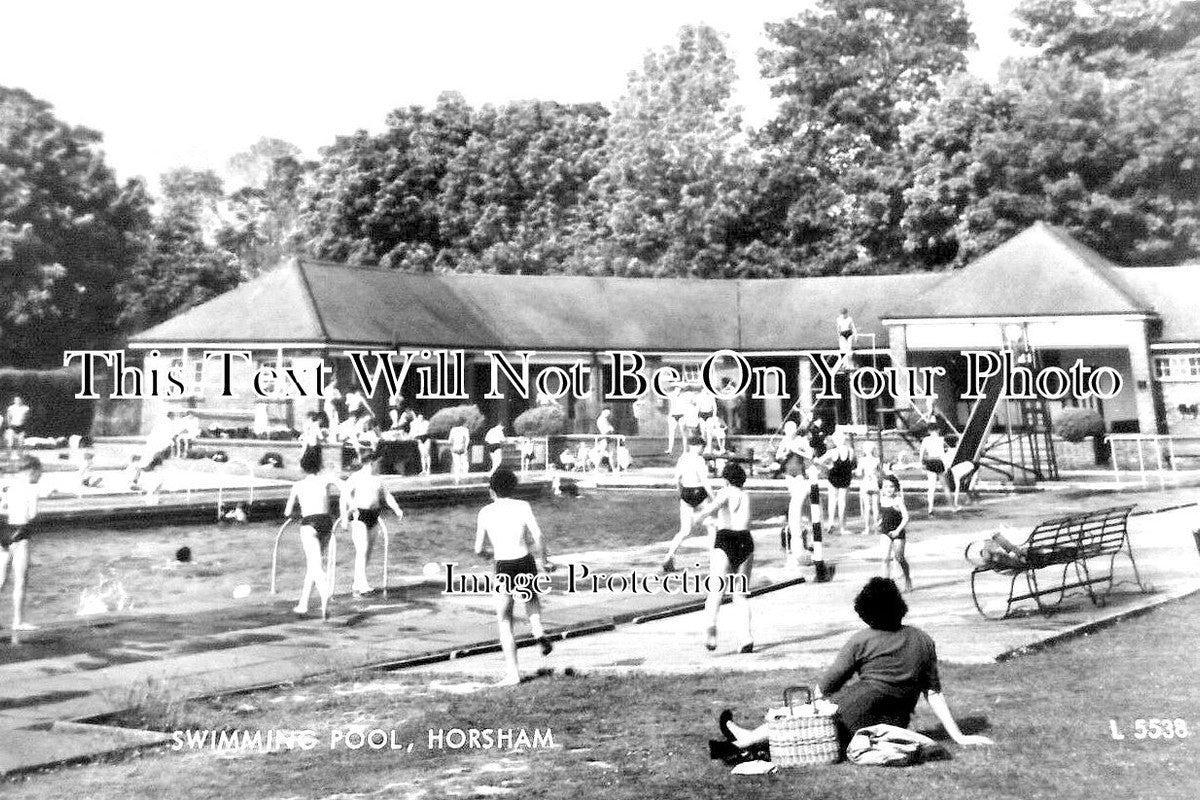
[878,475,913,591]
[856,440,882,535]
[475,468,553,686]
[1,457,42,643]
[283,447,343,618]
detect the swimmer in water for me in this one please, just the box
[283,447,344,617]
[341,449,404,596]
[692,463,755,653]
[475,468,554,686]
[662,437,714,574]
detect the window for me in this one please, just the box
[1154,354,1200,381]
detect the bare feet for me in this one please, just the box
[705,626,718,652]
[495,674,521,687]
[292,604,308,615]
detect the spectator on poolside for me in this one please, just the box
[1,457,43,643]
[4,397,31,451]
[717,578,993,758]
[449,423,471,482]
[485,423,506,474]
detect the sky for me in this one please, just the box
[1,0,1028,189]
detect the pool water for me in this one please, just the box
[21,490,795,624]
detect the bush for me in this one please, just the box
[1057,407,1105,442]
[514,404,567,437]
[427,404,486,439]
[0,367,94,436]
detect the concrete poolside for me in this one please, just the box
[1,468,1199,776]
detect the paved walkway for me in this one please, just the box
[2,475,1199,775]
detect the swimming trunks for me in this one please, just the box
[783,452,807,478]
[828,453,856,489]
[880,507,905,539]
[714,529,754,571]
[680,486,708,508]
[301,513,335,548]
[0,524,30,551]
[922,458,945,475]
[351,507,381,529]
[495,553,541,596]
[488,443,503,454]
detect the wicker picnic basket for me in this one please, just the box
[765,686,840,767]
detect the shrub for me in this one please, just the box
[514,404,567,437]
[427,404,486,439]
[1057,407,1105,442]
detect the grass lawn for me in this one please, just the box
[5,590,1198,799]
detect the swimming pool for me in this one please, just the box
[25,489,795,623]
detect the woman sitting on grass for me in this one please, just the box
[718,577,993,757]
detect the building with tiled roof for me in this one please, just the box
[128,223,1200,438]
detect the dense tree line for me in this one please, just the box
[2,0,1199,364]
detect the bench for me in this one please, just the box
[966,505,1149,619]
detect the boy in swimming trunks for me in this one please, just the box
[475,468,553,686]
[836,308,857,371]
[692,463,755,653]
[341,450,404,596]
[663,438,713,573]
[1,457,42,642]
[284,447,344,617]
[877,475,912,591]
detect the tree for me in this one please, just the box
[220,152,311,276]
[226,137,302,190]
[117,169,241,331]
[900,48,1200,267]
[0,85,151,366]
[566,24,752,277]
[296,92,608,273]
[750,0,976,274]
[1012,0,1200,75]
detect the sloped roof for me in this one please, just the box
[893,222,1156,319]
[131,224,1194,353]
[1118,265,1200,343]
[737,272,948,350]
[129,263,328,344]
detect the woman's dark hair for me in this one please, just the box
[299,446,322,475]
[853,577,908,631]
[489,467,518,498]
[882,474,901,493]
[721,462,747,487]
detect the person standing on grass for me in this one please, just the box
[878,475,912,591]
[0,457,42,643]
[341,450,404,597]
[475,468,553,686]
[692,463,755,654]
[662,437,713,574]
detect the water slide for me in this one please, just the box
[948,367,1006,473]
